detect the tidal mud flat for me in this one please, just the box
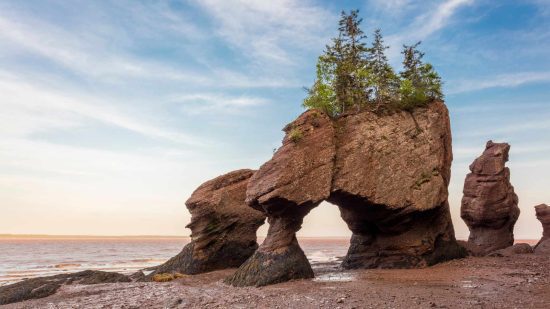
[4,254,549,309]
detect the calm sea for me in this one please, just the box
[0,237,349,286]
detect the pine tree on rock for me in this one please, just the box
[367,29,398,105]
[303,9,444,116]
[399,42,443,110]
[331,9,370,112]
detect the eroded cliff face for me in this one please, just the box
[461,141,519,256]
[227,101,464,287]
[150,169,265,277]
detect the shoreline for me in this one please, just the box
[3,254,549,309]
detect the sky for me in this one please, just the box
[0,0,549,239]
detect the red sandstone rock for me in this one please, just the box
[331,101,461,269]
[461,141,519,256]
[226,110,335,287]
[535,204,550,254]
[227,101,464,287]
[151,169,265,277]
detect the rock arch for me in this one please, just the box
[226,101,465,287]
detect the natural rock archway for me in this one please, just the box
[226,101,465,287]
[149,169,265,277]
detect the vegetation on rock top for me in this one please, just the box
[303,10,443,117]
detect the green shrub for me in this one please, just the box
[288,128,303,143]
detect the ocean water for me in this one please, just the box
[0,237,350,286]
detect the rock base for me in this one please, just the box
[224,239,314,287]
[338,201,465,269]
[148,240,258,278]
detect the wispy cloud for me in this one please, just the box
[370,0,414,15]
[411,0,474,39]
[0,8,295,89]
[192,0,333,66]
[168,93,269,115]
[448,71,550,94]
[0,72,205,146]
[0,13,209,84]
[386,0,474,60]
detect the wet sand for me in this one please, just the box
[3,254,549,309]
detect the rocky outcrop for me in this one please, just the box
[227,101,464,287]
[461,141,519,256]
[225,110,334,286]
[534,204,550,254]
[150,170,265,277]
[0,270,130,305]
[331,101,462,269]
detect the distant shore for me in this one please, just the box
[0,234,539,243]
[0,234,190,240]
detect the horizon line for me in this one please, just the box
[0,234,355,239]
[0,234,540,241]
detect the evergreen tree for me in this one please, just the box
[303,9,444,116]
[419,63,443,100]
[304,10,370,115]
[367,29,398,105]
[303,55,337,116]
[398,42,443,110]
[329,10,370,111]
[400,42,424,88]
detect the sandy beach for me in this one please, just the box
[3,254,549,309]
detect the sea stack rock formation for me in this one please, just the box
[225,110,335,287]
[461,141,519,256]
[227,101,464,287]
[534,204,550,254]
[330,101,461,269]
[150,169,265,277]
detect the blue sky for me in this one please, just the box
[0,0,549,238]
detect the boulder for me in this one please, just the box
[0,270,130,305]
[150,169,265,278]
[488,243,534,257]
[227,101,464,286]
[225,110,335,286]
[461,141,519,256]
[535,204,550,254]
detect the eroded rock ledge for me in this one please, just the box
[227,101,465,287]
[149,169,265,277]
[461,141,519,256]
